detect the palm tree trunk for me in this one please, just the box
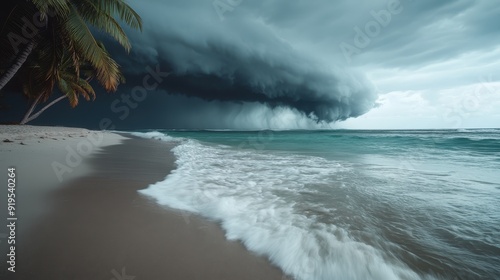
[20,95,67,124]
[0,40,36,90]
[20,93,43,124]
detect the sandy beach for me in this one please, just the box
[0,125,284,280]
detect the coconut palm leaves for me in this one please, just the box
[34,0,142,92]
[25,53,96,107]
[20,41,110,124]
[1,0,142,123]
[31,0,70,17]
[20,53,98,124]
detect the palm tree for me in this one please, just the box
[20,53,101,124]
[0,1,42,90]
[0,0,142,123]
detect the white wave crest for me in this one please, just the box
[139,136,424,280]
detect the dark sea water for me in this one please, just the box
[133,129,500,280]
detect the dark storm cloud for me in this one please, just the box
[102,0,380,126]
[105,0,499,128]
[25,0,497,129]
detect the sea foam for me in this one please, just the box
[134,131,424,280]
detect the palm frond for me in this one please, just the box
[9,0,143,122]
[60,71,96,102]
[31,23,65,100]
[96,0,143,31]
[64,4,121,91]
[32,0,70,18]
[76,0,131,51]
[58,77,78,107]
[76,77,96,99]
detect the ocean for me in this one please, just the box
[132,129,500,280]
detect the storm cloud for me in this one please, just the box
[4,0,499,129]
[105,0,379,127]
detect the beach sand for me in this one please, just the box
[0,125,285,280]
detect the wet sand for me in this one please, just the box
[0,127,285,279]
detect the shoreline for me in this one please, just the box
[0,126,284,279]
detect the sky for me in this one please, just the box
[3,0,500,129]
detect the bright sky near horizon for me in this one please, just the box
[338,80,500,129]
[336,1,500,129]
[338,44,500,129]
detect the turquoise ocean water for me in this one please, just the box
[132,129,500,280]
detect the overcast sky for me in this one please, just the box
[6,0,500,129]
